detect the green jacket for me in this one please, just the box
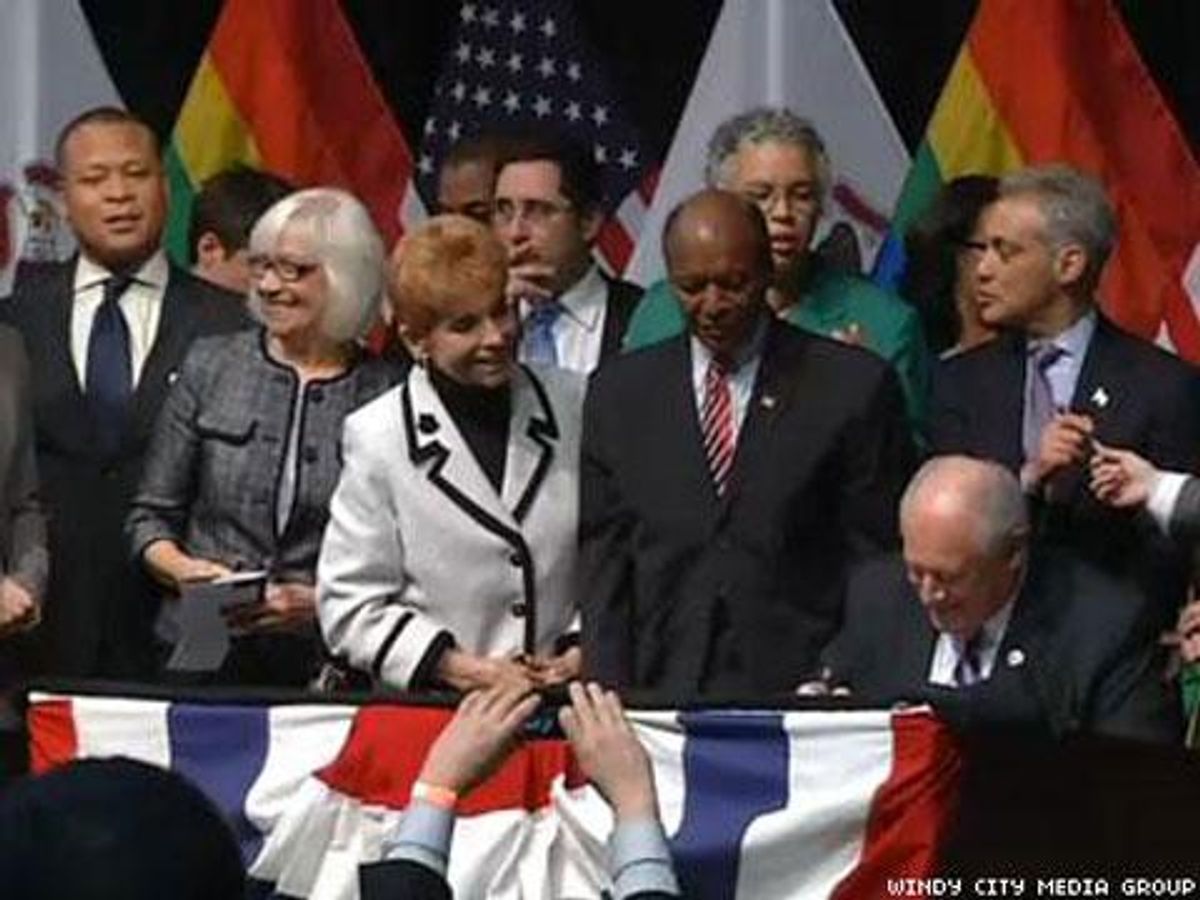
[622,265,932,440]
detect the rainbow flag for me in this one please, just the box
[163,0,419,265]
[875,0,1200,360]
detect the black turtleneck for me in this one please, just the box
[428,366,512,494]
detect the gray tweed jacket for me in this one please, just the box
[127,329,402,582]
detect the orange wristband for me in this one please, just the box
[411,780,458,810]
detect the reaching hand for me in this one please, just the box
[0,577,39,639]
[559,682,657,821]
[224,582,316,634]
[1024,412,1094,488]
[1089,443,1159,509]
[528,646,582,687]
[1177,601,1200,667]
[434,648,537,694]
[417,684,541,794]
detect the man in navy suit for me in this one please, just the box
[2,107,247,677]
[823,456,1179,744]
[580,189,913,698]
[930,164,1200,625]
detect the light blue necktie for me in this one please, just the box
[524,300,563,366]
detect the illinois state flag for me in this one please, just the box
[28,691,960,899]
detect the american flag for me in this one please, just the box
[413,0,656,274]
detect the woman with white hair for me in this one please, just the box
[128,187,402,686]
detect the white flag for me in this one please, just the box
[626,0,910,286]
[0,0,122,294]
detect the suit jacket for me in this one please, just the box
[580,320,915,698]
[1167,477,1200,546]
[358,859,675,900]
[126,329,400,685]
[318,364,585,689]
[823,550,1181,744]
[930,316,1200,622]
[1,258,248,676]
[599,275,642,362]
[0,325,46,598]
[0,325,47,694]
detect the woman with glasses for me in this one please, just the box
[128,188,401,687]
[317,215,584,693]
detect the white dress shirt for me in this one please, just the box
[1148,470,1191,535]
[518,264,608,375]
[70,250,168,389]
[927,599,1016,687]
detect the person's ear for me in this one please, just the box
[579,207,603,245]
[398,321,427,363]
[195,231,231,268]
[1053,243,1088,288]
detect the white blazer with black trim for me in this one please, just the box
[317,363,584,689]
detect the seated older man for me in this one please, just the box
[822,455,1179,744]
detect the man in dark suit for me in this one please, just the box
[580,189,914,698]
[929,164,1200,625]
[492,132,641,373]
[0,325,46,775]
[2,107,247,678]
[823,456,1179,744]
[359,683,679,900]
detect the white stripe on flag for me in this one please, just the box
[72,695,172,768]
[736,709,895,899]
[0,0,122,293]
[631,710,690,835]
[616,188,647,248]
[245,704,358,871]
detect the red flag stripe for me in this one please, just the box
[316,705,587,815]
[208,0,414,245]
[26,698,79,775]
[829,712,963,898]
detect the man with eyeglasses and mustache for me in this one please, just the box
[491,132,642,375]
[1,107,247,679]
[624,107,931,440]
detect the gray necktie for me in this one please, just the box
[1022,342,1065,463]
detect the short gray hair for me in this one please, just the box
[705,107,831,205]
[247,187,384,342]
[998,164,1116,286]
[899,456,1029,558]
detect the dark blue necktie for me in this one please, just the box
[86,275,135,455]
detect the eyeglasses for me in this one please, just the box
[493,197,573,227]
[248,256,321,283]
[739,185,819,216]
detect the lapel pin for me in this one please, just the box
[417,413,439,435]
[1091,386,1109,409]
[760,394,777,410]
[1006,648,1026,668]
[166,370,180,386]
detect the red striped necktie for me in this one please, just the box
[701,357,736,495]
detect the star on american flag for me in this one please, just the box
[415,0,652,273]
